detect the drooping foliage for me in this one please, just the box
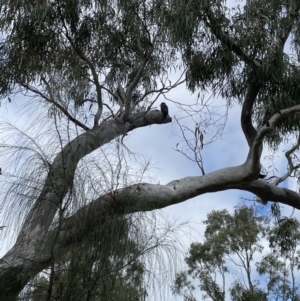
[162,0,300,147]
[1,0,300,142]
[0,0,177,119]
[22,214,147,301]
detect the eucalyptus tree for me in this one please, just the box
[172,207,300,301]
[1,0,300,299]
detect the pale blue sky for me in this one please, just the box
[1,0,300,299]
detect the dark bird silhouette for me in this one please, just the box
[160,102,169,118]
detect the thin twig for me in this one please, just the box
[20,81,90,131]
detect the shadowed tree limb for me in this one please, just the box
[14,110,172,246]
[2,103,300,299]
[1,164,300,299]
[241,81,261,148]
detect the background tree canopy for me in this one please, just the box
[1,0,300,299]
[172,206,300,301]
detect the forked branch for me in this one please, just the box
[273,137,300,186]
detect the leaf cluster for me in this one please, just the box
[172,206,300,301]
[0,0,176,111]
[163,0,300,147]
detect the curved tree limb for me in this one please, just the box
[241,81,261,148]
[249,105,300,167]
[244,104,300,177]
[239,180,300,208]
[14,109,171,247]
[1,164,300,299]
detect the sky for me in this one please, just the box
[1,50,299,301]
[123,83,300,300]
[1,0,300,300]
[123,70,300,299]
[0,70,281,301]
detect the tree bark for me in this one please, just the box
[1,104,300,299]
[0,109,171,300]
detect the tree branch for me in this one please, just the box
[2,163,300,299]
[14,110,172,248]
[278,2,298,52]
[249,105,300,168]
[242,104,300,179]
[122,30,158,120]
[20,81,90,131]
[239,179,300,208]
[205,7,261,67]
[241,81,261,148]
[57,4,103,126]
[122,57,148,120]
[273,137,300,186]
